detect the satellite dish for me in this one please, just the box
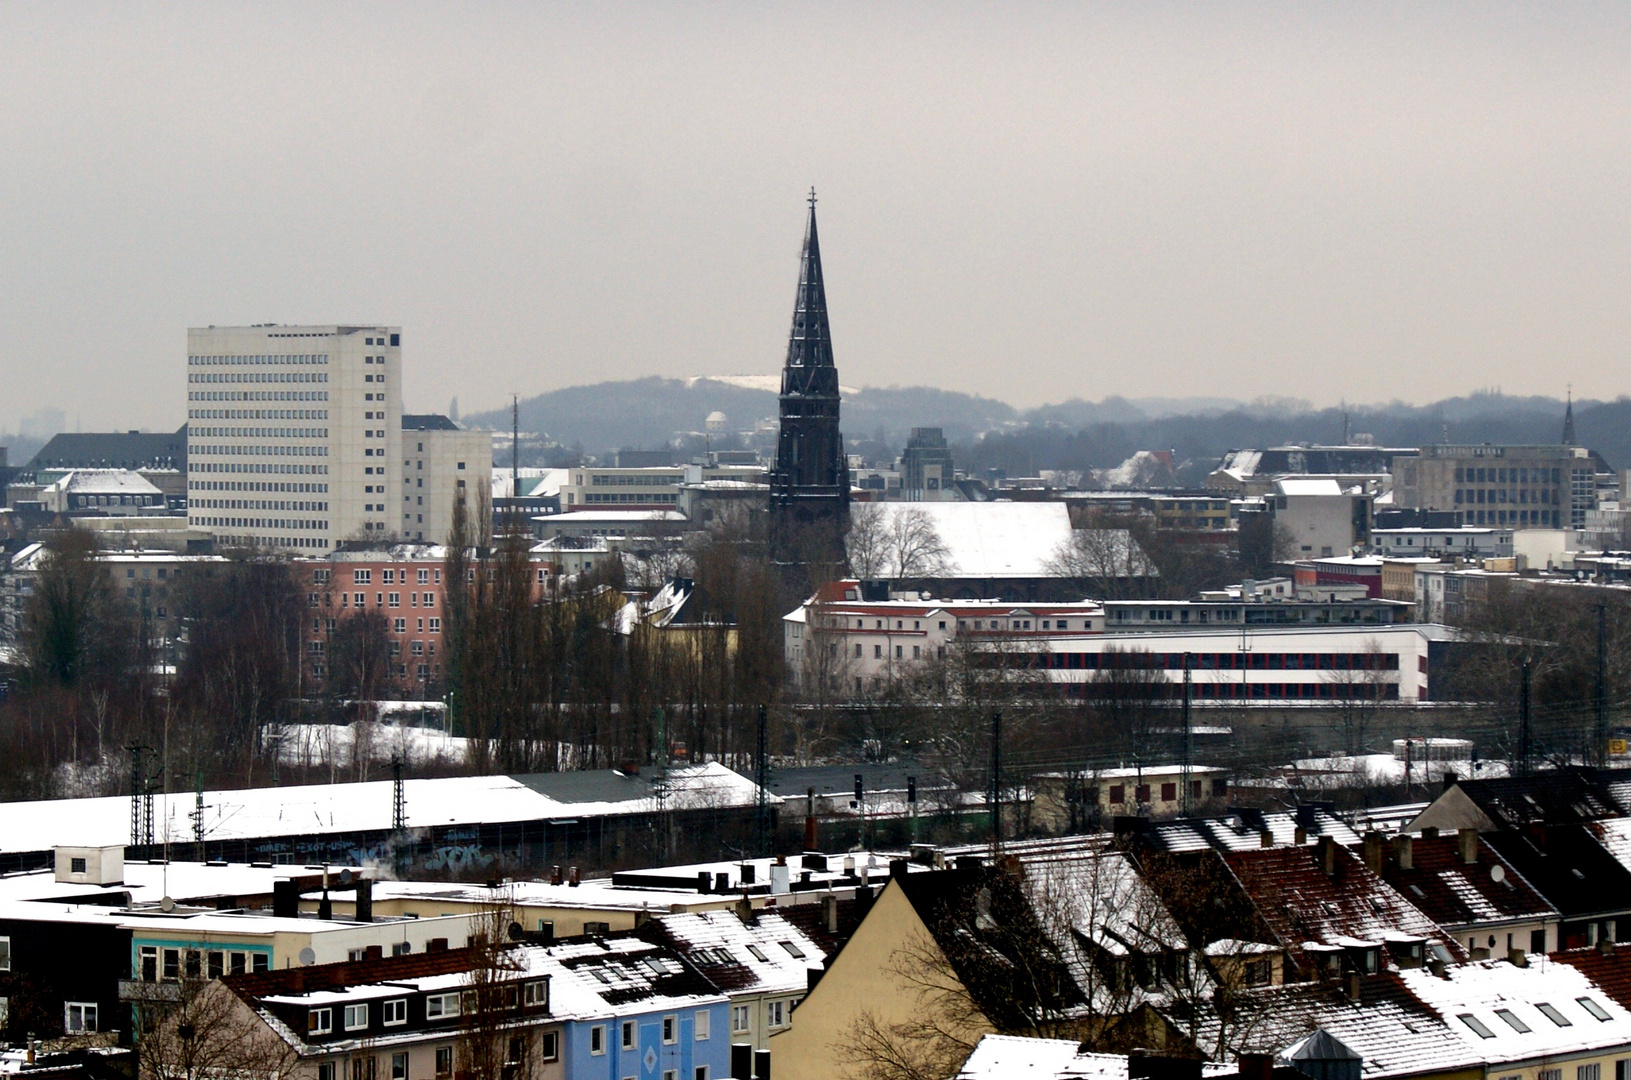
[338,869,353,886]
[159,896,175,913]
[508,922,524,942]
[298,947,318,967]
[1491,864,1507,883]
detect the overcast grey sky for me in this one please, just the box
[1,3,1628,433]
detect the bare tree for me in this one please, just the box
[135,978,298,1080]
[1321,640,1392,754]
[457,890,536,1080]
[1045,512,1157,600]
[845,502,890,579]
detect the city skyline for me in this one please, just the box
[1,4,1629,433]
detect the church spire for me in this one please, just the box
[1563,389,1577,446]
[770,190,849,568]
[784,189,836,379]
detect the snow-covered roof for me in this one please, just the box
[0,763,771,854]
[0,859,364,907]
[956,1034,1128,1080]
[43,469,163,497]
[644,910,823,995]
[863,502,1077,578]
[1399,959,1631,1064]
[1277,478,1346,497]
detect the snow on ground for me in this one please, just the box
[274,722,471,770]
[1283,752,1509,791]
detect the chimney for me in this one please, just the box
[822,893,838,934]
[1293,827,1307,846]
[1394,833,1414,871]
[731,1043,753,1080]
[740,863,757,884]
[550,865,562,886]
[1318,835,1338,877]
[715,872,730,893]
[1346,972,1362,1003]
[1458,828,1478,865]
[272,878,299,919]
[1428,956,1447,978]
[569,866,580,887]
[889,858,908,881]
[427,937,448,952]
[1600,938,1616,957]
[1238,1054,1274,1080]
[755,1049,771,1080]
[697,871,712,894]
[1442,771,1459,793]
[354,880,373,923]
[1508,948,1528,967]
[1363,833,1384,874]
[1260,829,1273,848]
[364,945,383,961]
[318,889,332,921]
[735,896,754,924]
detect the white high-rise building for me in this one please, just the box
[185,324,401,551]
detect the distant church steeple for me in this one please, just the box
[1563,389,1577,446]
[770,190,849,568]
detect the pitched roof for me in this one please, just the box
[1483,824,1631,919]
[1372,834,1554,929]
[28,428,187,471]
[401,414,461,431]
[637,909,822,995]
[1221,845,1459,961]
[1445,768,1631,831]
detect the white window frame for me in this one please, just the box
[590,1025,606,1055]
[766,1000,785,1029]
[309,1008,333,1035]
[662,1015,677,1044]
[344,1003,368,1031]
[383,998,407,1026]
[524,980,548,1007]
[64,1002,97,1033]
[541,1031,560,1062]
[695,1010,710,1041]
[622,1019,636,1048]
[731,1004,750,1033]
[426,993,460,1019]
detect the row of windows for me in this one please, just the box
[1454,466,1563,484]
[1032,651,1402,671]
[138,944,270,981]
[193,444,330,457]
[1456,488,1554,505]
[194,480,329,492]
[590,474,680,486]
[1100,778,1228,804]
[1060,681,1402,700]
[584,492,679,503]
[191,353,329,365]
[1463,510,1560,527]
[195,427,326,439]
[191,371,328,384]
[199,516,327,532]
[197,499,326,512]
[349,568,440,584]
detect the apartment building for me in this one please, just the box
[186,324,401,550]
[558,462,765,511]
[401,415,491,544]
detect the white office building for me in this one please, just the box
[186,324,401,550]
[402,414,492,544]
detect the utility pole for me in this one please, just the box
[1597,604,1608,765]
[510,394,520,537]
[1519,661,1531,778]
[989,710,1002,846]
[391,753,406,831]
[755,705,770,857]
[907,776,918,845]
[1181,652,1194,816]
